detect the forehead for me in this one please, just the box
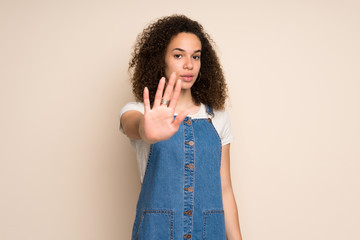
[167,32,202,51]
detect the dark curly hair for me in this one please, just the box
[129,14,228,110]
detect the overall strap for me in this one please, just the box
[205,105,215,118]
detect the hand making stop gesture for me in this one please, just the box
[140,72,188,144]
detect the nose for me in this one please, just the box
[183,56,193,70]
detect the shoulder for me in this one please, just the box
[119,102,144,118]
[212,108,230,122]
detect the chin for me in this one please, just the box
[181,82,195,90]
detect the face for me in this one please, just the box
[164,32,202,90]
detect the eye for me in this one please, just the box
[193,55,200,60]
[174,54,182,59]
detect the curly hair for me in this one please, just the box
[129,14,228,110]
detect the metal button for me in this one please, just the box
[184,120,192,125]
[184,210,193,216]
[185,164,194,169]
[185,141,194,146]
[184,187,194,192]
[208,118,212,123]
[184,234,192,239]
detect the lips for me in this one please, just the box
[180,74,194,82]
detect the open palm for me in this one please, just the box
[141,72,188,143]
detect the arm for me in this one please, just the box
[120,110,144,140]
[221,144,242,240]
[120,72,187,144]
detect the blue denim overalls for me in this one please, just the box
[132,106,226,240]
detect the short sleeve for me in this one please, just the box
[212,110,234,146]
[119,102,144,133]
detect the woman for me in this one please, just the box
[120,15,242,240]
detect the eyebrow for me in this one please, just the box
[172,48,201,53]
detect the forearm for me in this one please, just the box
[223,186,242,240]
[120,111,143,140]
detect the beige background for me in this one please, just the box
[1,0,359,239]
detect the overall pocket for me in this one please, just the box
[136,210,174,240]
[203,210,226,240]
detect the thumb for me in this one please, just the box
[172,110,188,128]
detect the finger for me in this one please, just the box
[153,77,165,107]
[143,87,150,114]
[169,79,182,109]
[162,72,176,103]
[172,110,188,129]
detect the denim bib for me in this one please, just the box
[132,106,226,240]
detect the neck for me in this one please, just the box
[175,89,200,115]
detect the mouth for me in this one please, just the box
[180,74,194,82]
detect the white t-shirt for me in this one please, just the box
[119,102,233,182]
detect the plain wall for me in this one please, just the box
[1,0,359,239]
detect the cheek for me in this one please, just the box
[165,60,181,77]
[194,62,201,74]
[164,65,172,79]
[164,57,174,75]
[164,64,170,78]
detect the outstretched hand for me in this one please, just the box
[140,72,188,144]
